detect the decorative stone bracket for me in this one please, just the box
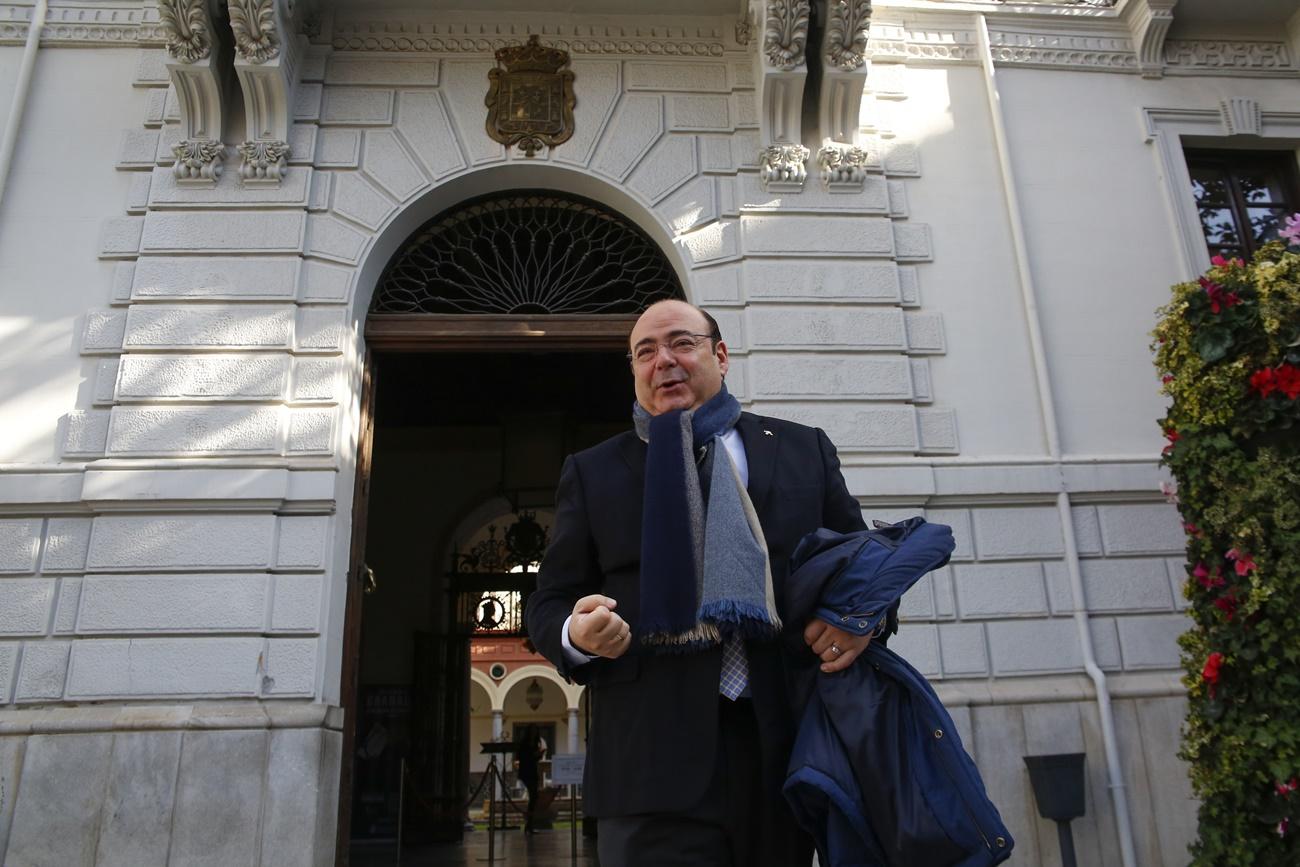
[816,141,869,192]
[158,0,224,186]
[1125,0,1178,79]
[760,144,811,191]
[820,0,871,145]
[229,0,305,185]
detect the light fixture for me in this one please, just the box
[525,678,543,711]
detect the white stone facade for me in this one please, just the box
[2,0,1299,863]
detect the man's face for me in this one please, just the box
[629,301,729,416]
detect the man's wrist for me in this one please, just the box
[561,614,598,665]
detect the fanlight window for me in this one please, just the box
[370,191,683,315]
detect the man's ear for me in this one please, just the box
[714,339,729,376]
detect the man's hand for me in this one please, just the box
[804,619,871,673]
[569,595,631,658]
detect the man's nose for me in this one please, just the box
[653,344,678,366]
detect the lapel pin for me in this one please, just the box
[763,429,774,437]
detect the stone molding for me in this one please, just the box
[1124,0,1176,78]
[172,138,225,184]
[1218,97,1261,137]
[238,139,291,183]
[157,0,210,62]
[763,0,810,71]
[758,143,809,192]
[817,142,870,192]
[824,0,871,71]
[229,0,280,64]
[1164,39,1295,74]
[0,3,165,46]
[229,0,304,185]
[329,19,727,57]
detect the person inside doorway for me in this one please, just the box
[515,723,545,835]
[526,300,893,866]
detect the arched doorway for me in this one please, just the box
[339,189,684,865]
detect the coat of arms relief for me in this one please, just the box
[485,35,577,157]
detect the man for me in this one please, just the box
[525,300,886,866]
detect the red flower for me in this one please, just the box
[1202,652,1224,690]
[1193,562,1226,591]
[1276,778,1299,796]
[1197,276,1241,313]
[1210,255,1245,269]
[1226,548,1257,576]
[1251,368,1278,397]
[1161,374,1174,384]
[1214,595,1238,620]
[1277,364,1300,400]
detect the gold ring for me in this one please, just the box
[830,644,842,655]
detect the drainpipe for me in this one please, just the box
[0,0,47,215]
[974,14,1138,867]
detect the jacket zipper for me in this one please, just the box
[929,715,997,853]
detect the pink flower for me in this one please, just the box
[1160,481,1178,504]
[1279,818,1291,839]
[1210,254,1245,268]
[1226,548,1257,576]
[1276,778,1298,796]
[1280,212,1300,246]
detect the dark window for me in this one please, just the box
[1185,149,1300,260]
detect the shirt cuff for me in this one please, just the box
[561,614,598,666]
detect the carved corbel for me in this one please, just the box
[817,141,869,193]
[1125,0,1178,79]
[158,0,225,186]
[819,0,871,146]
[228,0,303,185]
[757,0,811,191]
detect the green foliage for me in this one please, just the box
[1152,242,1300,865]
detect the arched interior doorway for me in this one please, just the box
[339,189,684,865]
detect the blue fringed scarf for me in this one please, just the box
[633,385,781,651]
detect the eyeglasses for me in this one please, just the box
[627,333,715,365]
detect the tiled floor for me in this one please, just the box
[350,829,599,866]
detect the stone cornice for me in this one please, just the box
[0,2,168,47]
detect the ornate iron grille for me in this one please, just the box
[370,192,684,314]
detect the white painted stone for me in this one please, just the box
[718,174,738,216]
[725,357,749,399]
[1089,617,1123,670]
[668,95,730,131]
[881,139,920,175]
[903,312,945,353]
[315,129,362,167]
[628,134,696,204]
[887,179,909,217]
[910,359,932,402]
[76,574,268,633]
[556,60,620,167]
[144,87,168,125]
[134,49,169,84]
[131,256,300,300]
[169,730,267,867]
[82,310,128,353]
[264,637,318,696]
[746,403,918,451]
[1167,558,1191,611]
[894,223,933,261]
[306,213,369,263]
[1097,503,1185,555]
[1077,558,1176,612]
[296,308,348,352]
[116,354,290,402]
[362,129,428,201]
[112,262,136,303]
[923,510,974,562]
[593,94,663,181]
[14,640,71,701]
[395,90,466,179]
[899,574,935,620]
[140,212,306,253]
[44,517,92,572]
[626,61,727,92]
[748,306,906,349]
[155,124,185,164]
[733,90,758,128]
[271,574,322,633]
[95,730,183,867]
[701,135,732,172]
[971,506,1065,560]
[260,728,325,866]
[291,127,319,167]
[440,60,504,165]
[677,218,739,264]
[87,515,275,572]
[118,128,160,167]
[749,356,913,399]
[125,171,151,213]
[657,175,717,234]
[291,359,340,402]
[1071,506,1103,555]
[741,215,894,256]
[917,408,959,453]
[953,562,1048,618]
[124,304,294,350]
[939,623,988,676]
[898,266,919,306]
[0,643,14,701]
[309,171,332,212]
[0,579,53,635]
[299,259,353,302]
[332,173,396,232]
[745,261,900,302]
[704,308,744,349]
[322,87,394,125]
[66,637,263,698]
[1116,614,1188,670]
[99,216,144,258]
[149,166,311,207]
[276,517,330,570]
[734,130,760,168]
[80,468,289,506]
[326,57,439,85]
[738,173,891,214]
[63,410,112,457]
[3,733,113,864]
[0,518,41,574]
[987,619,1084,675]
[300,48,328,82]
[93,360,119,405]
[693,264,740,303]
[287,409,336,454]
[53,578,81,633]
[106,406,282,456]
[891,624,940,675]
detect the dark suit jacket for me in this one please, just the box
[525,412,873,850]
